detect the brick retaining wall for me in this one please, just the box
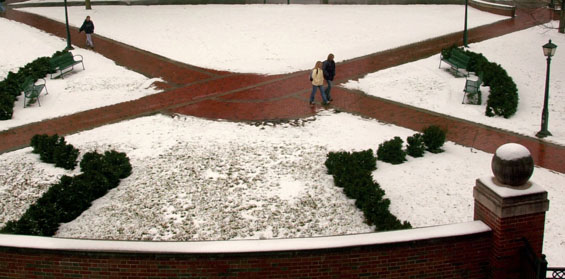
[0,222,492,278]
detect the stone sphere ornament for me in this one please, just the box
[491,143,534,186]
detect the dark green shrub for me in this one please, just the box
[486,78,519,118]
[1,149,132,236]
[102,150,133,179]
[406,133,425,158]
[53,142,80,170]
[325,149,376,178]
[423,125,446,154]
[0,92,15,120]
[377,137,406,164]
[325,150,410,232]
[442,46,519,118]
[0,52,62,121]
[30,134,78,170]
[30,134,59,163]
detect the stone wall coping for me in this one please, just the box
[0,221,490,254]
[478,176,546,198]
[472,0,515,8]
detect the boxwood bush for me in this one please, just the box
[406,133,425,158]
[30,134,79,170]
[0,150,132,236]
[377,136,406,164]
[325,150,411,231]
[423,125,446,154]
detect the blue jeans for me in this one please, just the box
[325,80,333,100]
[310,85,328,104]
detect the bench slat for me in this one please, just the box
[439,48,470,77]
[23,77,48,108]
[49,52,85,79]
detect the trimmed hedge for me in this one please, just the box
[422,125,446,154]
[0,51,66,120]
[325,150,411,232]
[377,137,406,164]
[443,46,519,118]
[30,134,79,170]
[406,133,426,158]
[0,150,132,236]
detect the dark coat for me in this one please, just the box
[79,20,94,34]
[322,60,336,81]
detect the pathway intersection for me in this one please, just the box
[1,6,563,174]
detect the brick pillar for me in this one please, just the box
[473,177,549,279]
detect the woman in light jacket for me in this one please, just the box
[309,61,329,106]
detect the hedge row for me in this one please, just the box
[0,150,132,236]
[30,134,79,170]
[443,46,519,118]
[0,51,67,120]
[325,150,411,232]
[377,125,446,165]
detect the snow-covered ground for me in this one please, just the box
[0,5,563,265]
[0,18,161,131]
[344,21,565,146]
[19,5,506,74]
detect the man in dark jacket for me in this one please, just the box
[322,53,336,102]
[78,16,95,49]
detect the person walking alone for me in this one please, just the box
[309,61,329,107]
[322,53,336,102]
[78,16,95,49]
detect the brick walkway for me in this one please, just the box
[1,7,563,173]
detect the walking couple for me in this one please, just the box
[309,53,336,107]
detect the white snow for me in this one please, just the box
[480,176,547,198]
[495,143,532,161]
[0,5,563,266]
[344,21,565,146]
[0,221,491,253]
[0,17,161,131]
[18,5,507,75]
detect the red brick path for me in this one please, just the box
[1,7,563,173]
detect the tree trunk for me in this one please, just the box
[559,10,565,33]
[560,0,565,33]
[85,0,91,10]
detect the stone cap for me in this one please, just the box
[473,177,549,218]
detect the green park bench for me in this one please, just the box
[462,73,483,105]
[22,77,48,108]
[49,52,84,79]
[439,48,470,77]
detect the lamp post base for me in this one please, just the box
[536,130,552,138]
[65,46,74,51]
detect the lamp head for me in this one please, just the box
[543,40,557,57]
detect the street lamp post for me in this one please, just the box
[463,0,469,47]
[536,40,557,138]
[64,0,73,50]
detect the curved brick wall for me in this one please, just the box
[469,0,517,17]
[0,222,491,278]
